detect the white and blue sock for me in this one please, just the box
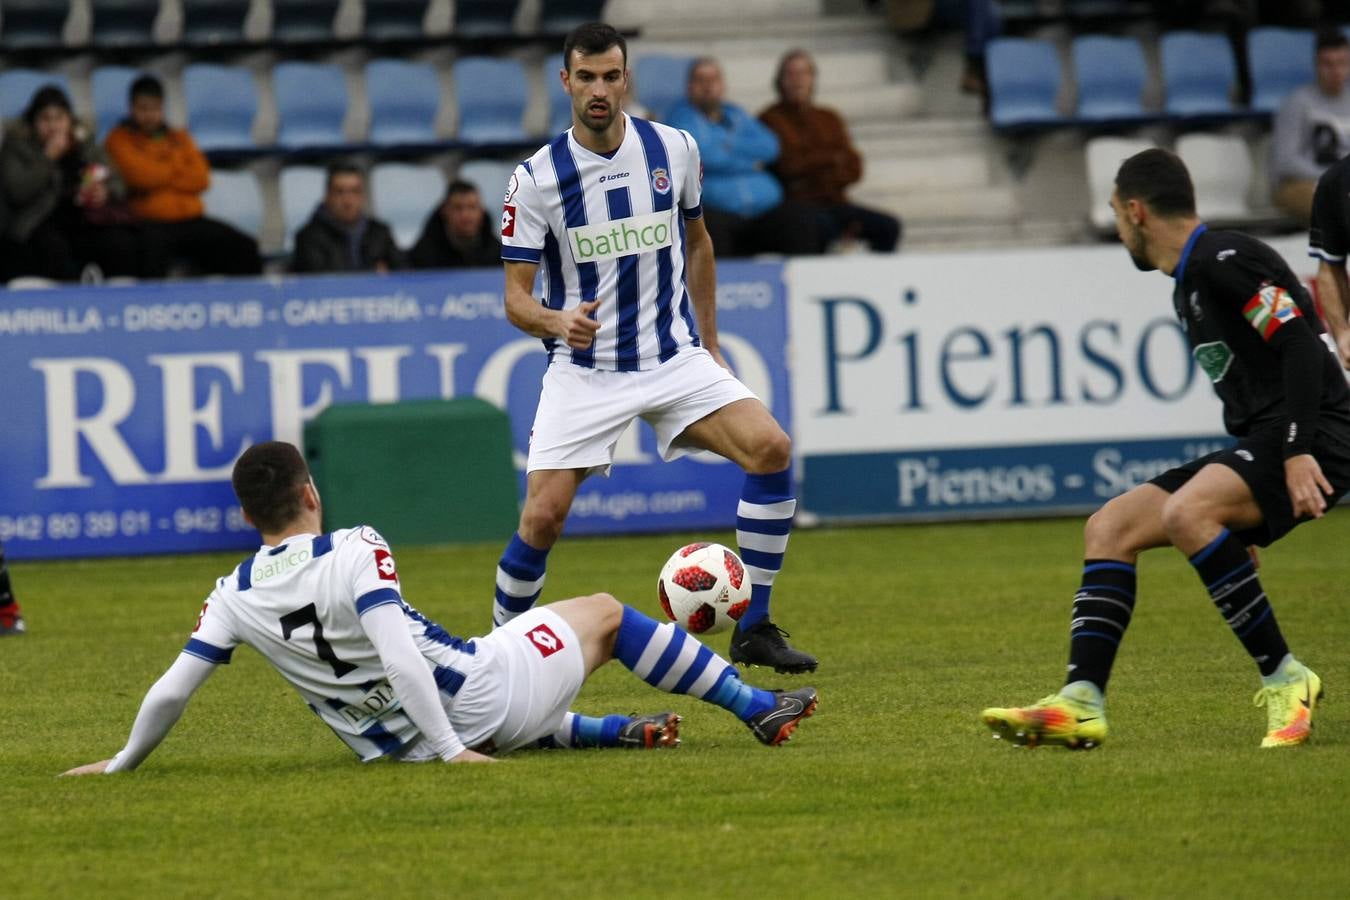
[536,712,629,748]
[493,533,549,626]
[736,468,795,630]
[612,605,774,720]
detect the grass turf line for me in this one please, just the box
[2,518,1347,897]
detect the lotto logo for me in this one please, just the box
[374,549,398,581]
[501,205,516,237]
[526,624,564,658]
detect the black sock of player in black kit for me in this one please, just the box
[1065,559,1137,693]
[1188,529,1289,677]
[0,545,15,609]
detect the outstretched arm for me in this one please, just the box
[359,603,492,763]
[61,653,218,775]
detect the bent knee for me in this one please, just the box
[1084,501,1144,555]
[583,592,624,624]
[749,430,792,474]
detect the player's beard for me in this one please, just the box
[579,100,616,133]
[1124,227,1156,272]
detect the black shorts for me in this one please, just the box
[1148,427,1350,546]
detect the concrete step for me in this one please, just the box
[869,184,1020,224]
[857,152,991,193]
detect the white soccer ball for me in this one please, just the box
[657,542,751,635]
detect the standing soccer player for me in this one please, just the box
[492,23,816,674]
[61,441,817,776]
[982,149,1350,749]
[1309,151,1350,368]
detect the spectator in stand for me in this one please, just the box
[104,75,261,277]
[292,162,404,274]
[760,49,901,254]
[666,57,820,258]
[0,85,149,281]
[409,179,501,269]
[1272,28,1350,225]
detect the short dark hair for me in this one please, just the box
[1316,26,1349,54]
[562,22,626,72]
[129,74,163,102]
[446,179,480,199]
[1114,148,1195,218]
[325,161,364,189]
[23,84,72,126]
[232,441,311,534]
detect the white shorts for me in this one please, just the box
[526,346,757,475]
[442,608,586,755]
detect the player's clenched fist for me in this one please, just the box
[558,299,601,349]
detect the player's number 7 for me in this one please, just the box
[280,603,358,678]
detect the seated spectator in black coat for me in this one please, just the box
[291,162,404,274]
[409,180,502,269]
[1,85,153,281]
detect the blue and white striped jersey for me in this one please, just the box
[501,113,705,371]
[186,526,476,762]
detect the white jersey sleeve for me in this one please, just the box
[184,584,241,664]
[341,525,406,616]
[501,164,549,264]
[677,128,704,218]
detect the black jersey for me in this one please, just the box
[1309,153,1350,264]
[1171,224,1350,453]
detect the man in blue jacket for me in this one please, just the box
[667,57,821,257]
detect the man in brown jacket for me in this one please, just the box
[759,49,901,253]
[105,74,261,276]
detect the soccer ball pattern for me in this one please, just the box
[657,542,751,635]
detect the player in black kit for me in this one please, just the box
[982,148,1350,750]
[0,540,24,636]
[1309,152,1350,369]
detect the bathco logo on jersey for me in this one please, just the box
[567,210,674,263]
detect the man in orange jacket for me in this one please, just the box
[105,75,261,276]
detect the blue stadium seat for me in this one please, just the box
[371,162,446,249]
[0,0,70,49]
[365,59,440,145]
[0,69,73,121]
[273,62,349,149]
[181,0,249,45]
[543,53,571,134]
[634,55,694,124]
[985,38,1063,129]
[89,0,161,47]
[452,0,520,36]
[1072,35,1148,122]
[92,66,142,139]
[453,57,528,143]
[538,0,605,34]
[279,165,326,251]
[363,0,428,40]
[203,168,265,240]
[1160,31,1237,118]
[184,63,258,151]
[1247,27,1315,114]
[457,158,516,219]
[271,0,339,42]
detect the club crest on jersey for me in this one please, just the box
[526,623,564,658]
[501,204,516,237]
[651,167,671,195]
[505,173,519,203]
[374,549,398,581]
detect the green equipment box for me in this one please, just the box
[304,398,519,545]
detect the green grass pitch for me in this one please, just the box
[3,518,1349,898]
